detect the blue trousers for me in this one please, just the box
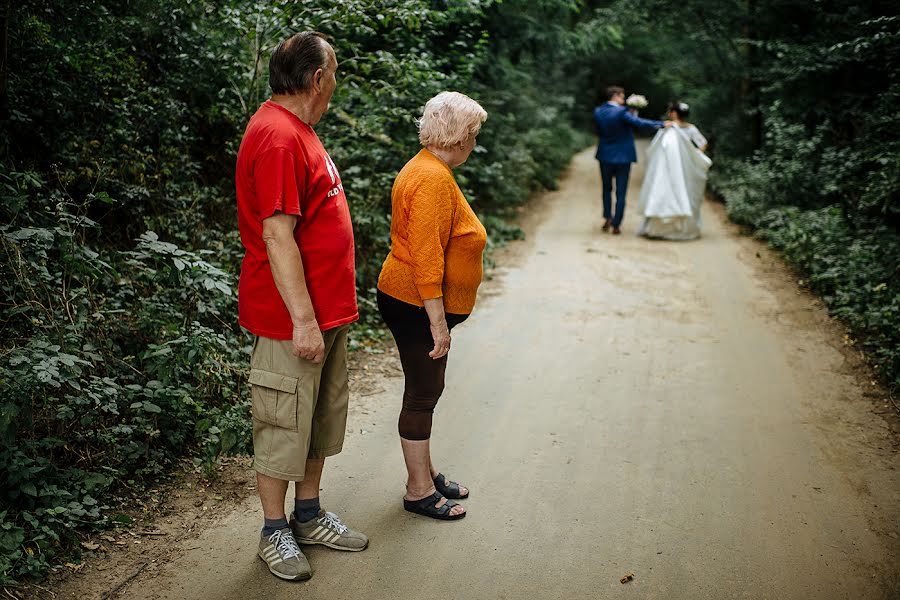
[599,162,631,228]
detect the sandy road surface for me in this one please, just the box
[84,146,898,599]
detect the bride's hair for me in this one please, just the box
[668,101,690,119]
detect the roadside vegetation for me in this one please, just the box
[0,0,607,583]
[2,0,897,585]
[589,1,899,392]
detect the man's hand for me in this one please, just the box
[429,318,451,359]
[663,120,674,128]
[292,319,325,363]
[263,212,322,361]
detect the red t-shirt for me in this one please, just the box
[236,100,358,339]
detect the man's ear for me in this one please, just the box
[313,68,324,91]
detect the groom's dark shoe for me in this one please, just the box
[602,219,612,232]
[612,227,622,235]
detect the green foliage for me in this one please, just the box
[601,0,900,390]
[715,161,900,390]
[0,173,251,584]
[1,0,612,583]
[5,0,895,586]
[707,5,900,390]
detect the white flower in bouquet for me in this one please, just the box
[626,94,648,109]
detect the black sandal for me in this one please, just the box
[403,491,466,521]
[433,473,469,499]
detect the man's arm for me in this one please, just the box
[262,212,325,363]
[622,109,666,131]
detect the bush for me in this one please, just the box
[0,177,251,584]
[0,0,612,583]
[608,0,900,392]
[713,163,900,390]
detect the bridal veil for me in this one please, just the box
[637,127,712,240]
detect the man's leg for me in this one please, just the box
[250,335,314,580]
[292,328,335,523]
[293,457,324,523]
[295,458,324,501]
[256,471,311,581]
[599,162,613,226]
[290,325,368,550]
[258,472,290,519]
[611,163,632,230]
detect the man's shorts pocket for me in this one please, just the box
[249,368,299,431]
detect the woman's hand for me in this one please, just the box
[429,318,451,359]
[423,297,450,359]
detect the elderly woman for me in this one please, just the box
[376,91,488,521]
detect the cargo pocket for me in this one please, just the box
[249,368,299,431]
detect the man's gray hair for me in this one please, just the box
[269,32,330,95]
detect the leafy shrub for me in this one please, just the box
[1,0,613,583]
[613,0,900,392]
[714,163,900,390]
[0,174,250,584]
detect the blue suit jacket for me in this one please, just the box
[594,103,664,164]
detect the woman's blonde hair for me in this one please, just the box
[417,91,487,149]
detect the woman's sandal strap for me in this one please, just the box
[433,473,469,499]
[404,491,464,520]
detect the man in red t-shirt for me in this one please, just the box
[235,32,367,581]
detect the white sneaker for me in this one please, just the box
[291,510,369,551]
[257,527,312,580]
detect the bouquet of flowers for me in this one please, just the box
[626,94,648,109]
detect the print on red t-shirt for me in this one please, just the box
[236,100,358,340]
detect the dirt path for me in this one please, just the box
[54,146,899,599]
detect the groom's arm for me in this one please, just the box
[622,110,665,131]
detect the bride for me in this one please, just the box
[637,102,712,240]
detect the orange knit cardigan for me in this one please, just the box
[377,149,487,314]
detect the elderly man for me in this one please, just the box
[235,31,367,582]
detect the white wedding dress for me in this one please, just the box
[637,125,712,240]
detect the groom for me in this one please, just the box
[594,86,670,234]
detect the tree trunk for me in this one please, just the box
[0,0,8,122]
[742,0,762,151]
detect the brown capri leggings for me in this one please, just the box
[377,290,468,441]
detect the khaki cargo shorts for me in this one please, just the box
[249,324,350,480]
